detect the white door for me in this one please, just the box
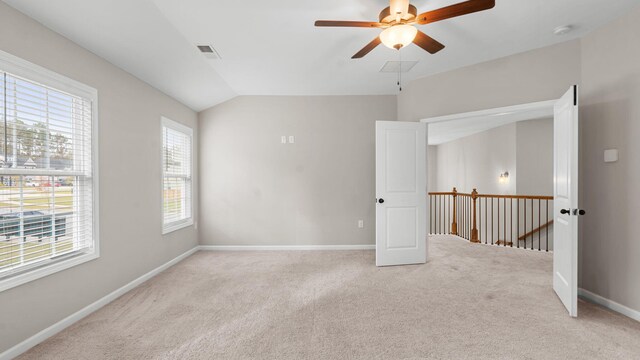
[553,85,581,317]
[375,121,428,266]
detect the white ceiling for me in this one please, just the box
[426,104,554,145]
[4,0,639,111]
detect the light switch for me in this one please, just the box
[288,135,295,144]
[281,136,287,144]
[604,149,618,163]
[358,220,364,228]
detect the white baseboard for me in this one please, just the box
[578,288,640,322]
[199,244,375,251]
[5,248,637,359]
[0,246,200,360]
[1,243,374,359]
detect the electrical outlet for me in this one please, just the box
[358,220,364,228]
[288,135,295,144]
[281,136,287,144]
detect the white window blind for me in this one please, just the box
[0,67,95,283]
[162,117,192,233]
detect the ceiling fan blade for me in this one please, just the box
[413,30,445,54]
[315,20,383,28]
[352,37,382,59]
[416,0,495,25]
[390,0,410,17]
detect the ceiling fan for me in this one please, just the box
[315,0,495,59]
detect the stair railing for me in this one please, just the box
[428,187,554,251]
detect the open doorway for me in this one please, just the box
[424,101,555,251]
[416,89,581,317]
[375,88,580,316]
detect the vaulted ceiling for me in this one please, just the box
[4,0,638,111]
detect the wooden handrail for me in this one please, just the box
[429,192,550,200]
[476,194,553,200]
[428,187,554,251]
[518,220,554,241]
[429,192,473,196]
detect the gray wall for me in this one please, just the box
[0,3,198,353]
[398,40,582,121]
[580,5,640,312]
[431,119,553,196]
[427,145,438,192]
[2,1,639,354]
[516,119,554,196]
[434,124,517,195]
[400,4,640,313]
[198,96,396,246]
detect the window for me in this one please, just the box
[0,51,98,291]
[162,117,193,234]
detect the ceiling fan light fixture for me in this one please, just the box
[380,24,417,50]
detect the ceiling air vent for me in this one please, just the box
[380,61,418,73]
[197,44,221,60]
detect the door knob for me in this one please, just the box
[560,209,571,215]
[578,209,586,215]
[378,198,385,204]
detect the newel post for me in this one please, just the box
[450,187,458,235]
[471,188,480,243]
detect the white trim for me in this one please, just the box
[434,234,553,254]
[419,100,557,124]
[199,244,375,251]
[0,50,100,293]
[0,246,199,360]
[92,72,101,270]
[3,247,637,360]
[0,169,86,176]
[161,116,194,235]
[161,116,193,136]
[0,50,96,100]
[162,218,194,235]
[0,244,378,359]
[0,252,99,293]
[579,288,640,322]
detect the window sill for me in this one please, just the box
[163,219,194,235]
[0,250,99,293]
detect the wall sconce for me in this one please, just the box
[499,171,510,184]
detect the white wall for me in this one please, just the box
[430,119,554,195]
[198,95,397,246]
[580,4,640,313]
[404,5,640,313]
[0,3,199,353]
[515,119,554,251]
[398,40,582,122]
[2,2,639,355]
[427,145,438,192]
[433,123,517,195]
[516,118,554,196]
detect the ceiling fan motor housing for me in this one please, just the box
[314,0,496,58]
[379,4,418,24]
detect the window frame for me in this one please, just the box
[0,50,99,292]
[161,116,193,235]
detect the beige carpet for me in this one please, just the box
[20,235,640,359]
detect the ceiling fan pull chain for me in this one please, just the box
[398,49,402,92]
